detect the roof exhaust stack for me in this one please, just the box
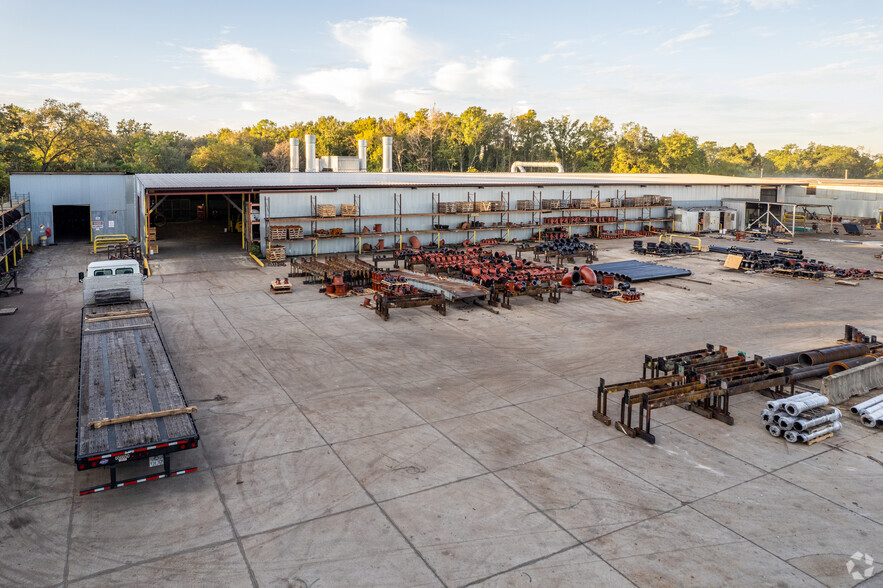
[358,139,368,172]
[382,136,393,173]
[304,134,317,172]
[289,138,299,172]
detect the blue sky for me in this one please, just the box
[2,0,881,152]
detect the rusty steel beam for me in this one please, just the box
[721,374,789,395]
[599,374,685,395]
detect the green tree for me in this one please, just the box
[0,104,38,198]
[574,115,615,171]
[188,133,261,172]
[511,110,547,164]
[545,115,585,172]
[16,99,111,171]
[658,130,707,173]
[611,123,660,173]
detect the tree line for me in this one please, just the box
[2,98,881,198]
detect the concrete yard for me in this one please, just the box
[1,227,882,587]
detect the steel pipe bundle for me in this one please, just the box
[776,415,798,431]
[784,393,829,416]
[798,421,842,443]
[762,394,841,442]
[797,343,870,367]
[792,408,842,432]
[766,391,814,411]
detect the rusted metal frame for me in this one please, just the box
[696,362,768,381]
[689,356,746,375]
[594,374,685,426]
[678,353,738,373]
[720,373,789,395]
[599,374,686,395]
[649,344,718,375]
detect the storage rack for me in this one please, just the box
[1,193,32,272]
[264,191,673,257]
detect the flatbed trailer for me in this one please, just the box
[76,300,199,495]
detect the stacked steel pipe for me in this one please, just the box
[407,247,567,293]
[709,244,878,278]
[762,393,841,443]
[851,393,883,428]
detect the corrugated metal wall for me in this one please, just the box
[782,185,883,219]
[10,174,134,244]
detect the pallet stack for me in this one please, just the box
[265,246,286,263]
[516,200,534,211]
[474,201,493,212]
[541,199,561,210]
[438,202,458,213]
[456,201,474,213]
[288,225,303,239]
[339,203,357,217]
[317,204,337,218]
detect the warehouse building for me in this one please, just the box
[10,170,806,255]
[10,144,880,262]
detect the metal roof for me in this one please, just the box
[134,171,808,191]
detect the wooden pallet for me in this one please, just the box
[612,296,642,304]
[316,204,337,218]
[270,280,292,294]
[805,432,834,446]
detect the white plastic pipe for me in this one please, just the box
[792,408,841,432]
[289,138,299,172]
[852,393,883,414]
[784,430,800,443]
[785,394,828,416]
[771,411,788,424]
[761,409,772,423]
[766,424,782,437]
[767,392,814,411]
[382,137,393,173]
[798,421,842,442]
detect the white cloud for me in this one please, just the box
[6,71,118,83]
[432,58,516,93]
[298,68,373,108]
[297,17,427,106]
[197,44,277,82]
[330,17,425,82]
[691,0,798,9]
[659,24,712,50]
[817,26,883,52]
[744,0,798,7]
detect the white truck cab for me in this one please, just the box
[79,259,146,306]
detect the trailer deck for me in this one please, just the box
[76,301,198,494]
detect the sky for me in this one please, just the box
[1,0,881,153]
